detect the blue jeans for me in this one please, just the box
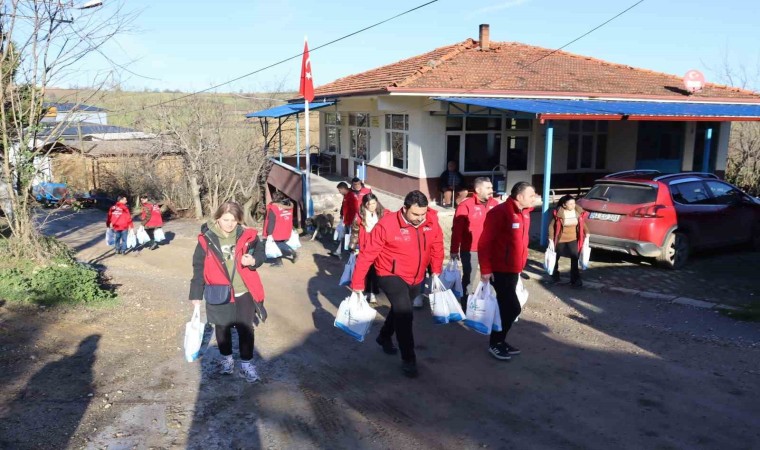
[113,230,127,253]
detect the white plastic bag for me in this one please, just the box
[184,305,204,362]
[441,260,464,298]
[286,229,301,250]
[105,228,114,246]
[126,229,137,249]
[544,241,556,275]
[154,227,166,243]
[334,292,377,342]
[464,281,498,335]
[514,277,530,323]
[333,222,345,241]
[445,291,466,323]
[343,233,351,251]
[492,301,503,332]
[265,235,282,259]
[136,226,150,245]
[339,253,356,287]
[580,236,591,270]
[428,275,452,324]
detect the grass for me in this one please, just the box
[718,303,760,322]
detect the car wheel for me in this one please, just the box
[657,232,689,269]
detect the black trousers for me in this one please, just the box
[553,240,580,283]
[377,276,423,362]
[274,240,295,264]
[489,272,521,347]
[364,265,379,295]
[215,293,255,361]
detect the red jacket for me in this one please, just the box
[550,206,589,252]
[342,186,372,226]
[352,209,389,251]
[351,209,443,291]
[140,202,163,228]
[263,203,293,241]
[478,197,532,275]
[106,203,133,231]
[190,226,266,303]
[450,196,499,253]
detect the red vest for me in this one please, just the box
[141,202,163,228]
[264,203,293,241]
[197,228,265,303]
[106,203,133,231]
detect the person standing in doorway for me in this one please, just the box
[351,190,443,378]
[450,177,499,308]
[548,195,588,288]
[189,202,267,383]
[139,195,163,250]
[106,195,134,255]
[478,181,536,361]
[438,161,464,208]
[349,193,387,304]
[263,193,297,267]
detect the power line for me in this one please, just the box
[111,0,439,116]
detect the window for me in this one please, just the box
[464,133,501,172]
[506,136,529,171]
[385,114,408,170]
[567,121,608,170]
[586,183,657,205]
[705,181,743,205]
[349,113,370,160]
[324,112,341,154]
[670,181,710,205]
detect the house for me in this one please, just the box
[307,24,760,202]
[42,102,108,125]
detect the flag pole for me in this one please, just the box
[305,98,312,217]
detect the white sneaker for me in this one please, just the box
[369,293,377,304]
[239,361,261,383]
[219,355,234,375]
[412,295,423,309]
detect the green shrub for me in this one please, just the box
[0,260,116,306]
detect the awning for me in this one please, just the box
[245,101,335,119]
[433,97,760,121]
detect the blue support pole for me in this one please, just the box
[278,117,283,162]
[540,120,554,248]
[702,127,713,173]
[295,114,301,170]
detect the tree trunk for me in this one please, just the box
[188,173,203,220]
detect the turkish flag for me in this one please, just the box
[299,41,315,102]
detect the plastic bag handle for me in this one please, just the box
[192,304,201,323]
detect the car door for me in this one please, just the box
[669,180,722,248]
[704,180,754,245]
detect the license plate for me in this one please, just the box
[589,212,621,222]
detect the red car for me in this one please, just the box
[577,171,760,269]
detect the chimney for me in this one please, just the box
[479,24,490,50]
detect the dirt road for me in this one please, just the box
[1,209,759,449]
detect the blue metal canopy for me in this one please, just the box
[245,101,335,119]
[433,97,760,121]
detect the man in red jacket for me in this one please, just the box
[343,177,371,228]
[450,177,498,307]
[106,195,134,255]
[478,181,536,361]
[351,190,443,378]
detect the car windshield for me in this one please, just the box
[585,183,657,205]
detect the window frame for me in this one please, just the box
[323,112,341,154]
[348,112,371,161]
[566,120,608,171]
[385,113,409,171]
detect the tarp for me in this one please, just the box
[434,97,760,121]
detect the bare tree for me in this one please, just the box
[706,52,760,195]
[148,95,268,222]
[1,0,136,259]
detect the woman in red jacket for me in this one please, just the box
[349,193,386,304]
[547,195,589,287]
[106,195,134,255]
[189,202,267,383]
[139,195,164,250]
[262,194,297,267]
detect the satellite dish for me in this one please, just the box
[683,70,705,93]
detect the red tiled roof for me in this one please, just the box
[314,39,760,101]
